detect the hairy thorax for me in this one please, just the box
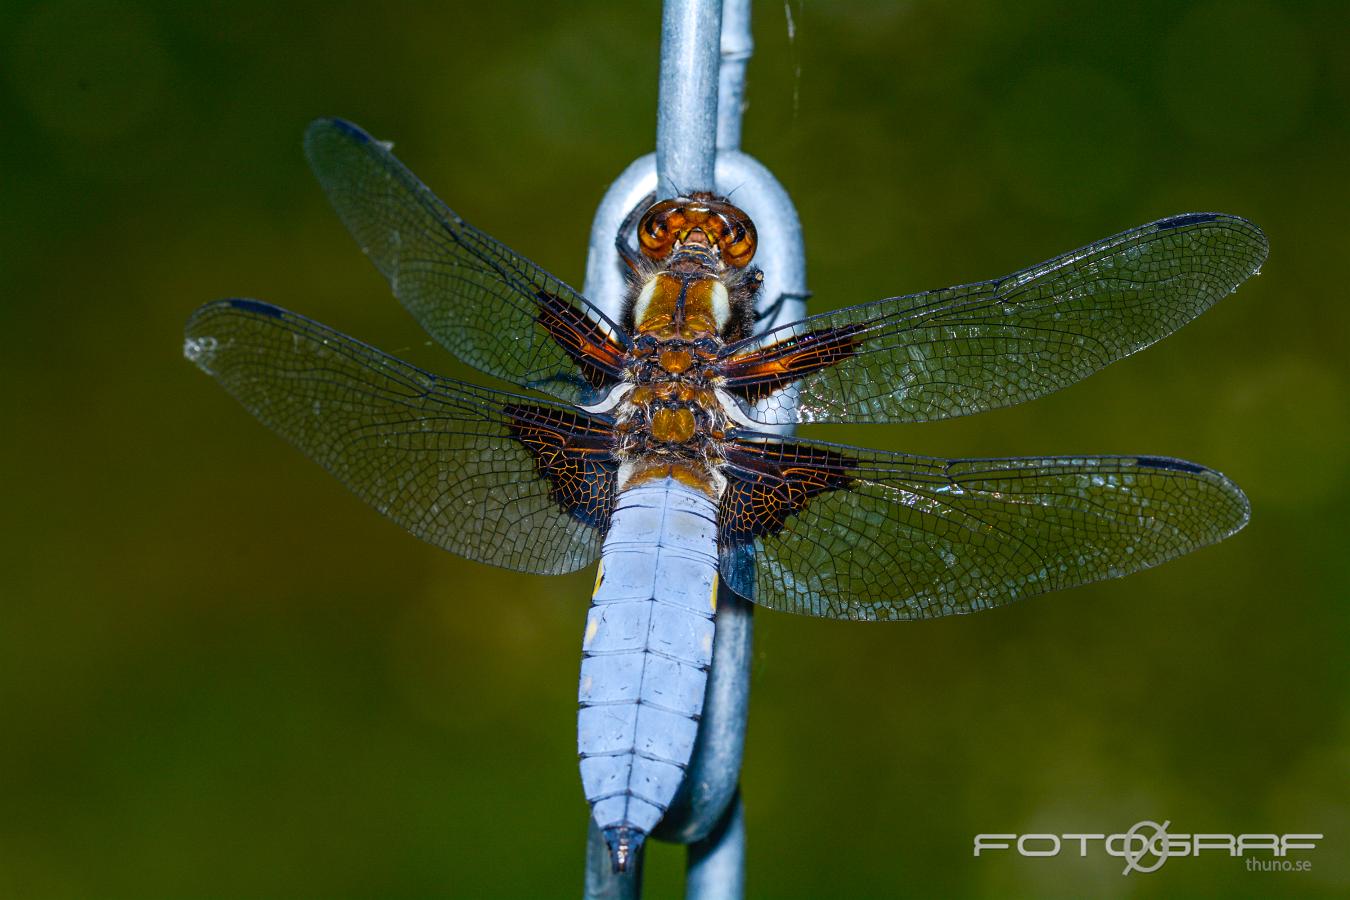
[607,194,763,496]
[613,333,727,475]
[612,272,741,495]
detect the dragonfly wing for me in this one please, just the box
[718,436,1248,619]
[722,214,1267,425]
[184,299,617,574]
[304,117,629,403]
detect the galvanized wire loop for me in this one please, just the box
[582,1,805,895]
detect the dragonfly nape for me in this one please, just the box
[185,118,1266,870]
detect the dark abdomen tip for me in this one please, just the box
[603,825,646,873]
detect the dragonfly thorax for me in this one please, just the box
[631,271,731,341]
[612,331,732,494]
[621,195,764,344]
[606,196,768,495]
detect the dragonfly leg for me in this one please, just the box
[753,289,812,332]
[615,191,657,275]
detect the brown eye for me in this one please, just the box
[636,197,758,265]
[638,200,695,259]
[638,211,672,257]
[720,213,757,268]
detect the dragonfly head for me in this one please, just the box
[638,193,758,268]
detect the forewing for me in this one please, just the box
[718,437,1249,619]
[722,214,1267,424]
[304,117,628,403]
[184,299,617,574]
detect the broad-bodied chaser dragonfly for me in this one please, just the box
[185,119,1266,871]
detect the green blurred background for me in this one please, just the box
[3,0,1347,896]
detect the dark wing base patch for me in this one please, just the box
[505,404,618,529]
[718,438,1251,620]
[535,290,628,393]
[184,299,610,575]
[719,438,857,542]
[719,324,863,405]
[719,213,1268,425]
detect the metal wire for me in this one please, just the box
[716,0,751,152]
[655,0,723,199]
[685,792,745,898]
[582,1,806,895]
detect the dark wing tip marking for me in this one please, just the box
[1135,456,1252,532]
[307,116,368,143]
[1156,212,1221,230]
[1134,453,1247,531]
[225,298,284,318]
[1135,456,1206,474]
[303,119,375,172]
[1153,213,1269,271]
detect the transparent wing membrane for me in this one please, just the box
[189,127,1262,623]
[184,299,615,574]
[723,213,1267,425]
[304,117,628,403]
[720,437,1249,620]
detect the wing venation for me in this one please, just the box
[723,214,1267,424]
[304,117,629,402]
[718,436,1249,619]
[185,299,616,574]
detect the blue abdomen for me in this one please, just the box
[577,475,720,871]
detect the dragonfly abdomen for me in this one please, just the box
[577,475,719,872]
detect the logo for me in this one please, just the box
[974,822,1321,876]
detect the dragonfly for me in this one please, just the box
[184,118,1266,872]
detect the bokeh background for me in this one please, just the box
[3,1,1347,896]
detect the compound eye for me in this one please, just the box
[719,215,757,268]
[636,197,758,266]
[638,200,685,260]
